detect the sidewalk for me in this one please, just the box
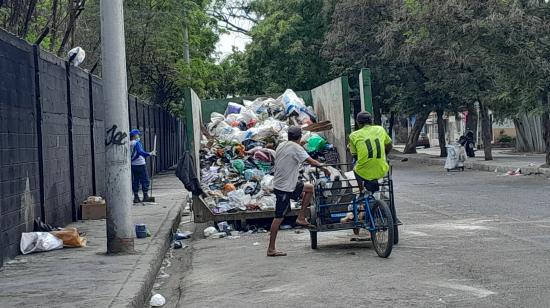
[392,145,550,176]
[0,174,187,308]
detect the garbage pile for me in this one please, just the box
[199,89,338,214]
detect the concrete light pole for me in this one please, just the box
[100,0,134,253]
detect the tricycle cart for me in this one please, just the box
[307,163,399,258]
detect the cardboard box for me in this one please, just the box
[81,200,106,220]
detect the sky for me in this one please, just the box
[215,30,251,59]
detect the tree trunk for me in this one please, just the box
[479,101,493,160]
[544,112,550,167]
[437,109,447,157]
[49,0,59,52]
[20,0,38,38]
[388,112,395,139]
[466,104,477,137]
[404,112,429,154]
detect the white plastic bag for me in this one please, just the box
[20,232,63,255]
[227,189,246,210]
[150,293,166,307]
[261,175,275,193]
[278,89,306,115]
[260,195,276,211]
[203,226,217,237]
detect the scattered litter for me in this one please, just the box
[153,282,163,290]
[135,224,150,239]
[257,228,267,233]
[203,226,217,237]
[150,293,166,307]
[173,240,187,249]
[280,225,292,230]
[174,231,193,240]
[20,232,63,254]
[50,228,87,248]
[499,168,523,177]
[401,158,409,162]
[209,232,227,239]
[226,235,241,239]
[157,269,170,279]
[253,242,261,246]
[217,221,232,232]
[5,258,28,265]
[294,230,304,234]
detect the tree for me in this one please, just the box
[236,0,333,94]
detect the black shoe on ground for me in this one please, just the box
[133,195,141,203]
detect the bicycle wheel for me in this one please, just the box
[369,200,394,258]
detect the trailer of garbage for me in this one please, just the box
[199,89,339,215]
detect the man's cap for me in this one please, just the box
[287,126,302,140]
[130,129,141,137]
[356,112,373,125]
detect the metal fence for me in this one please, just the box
[0,29,186,266]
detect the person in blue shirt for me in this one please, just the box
[130,129,156,203]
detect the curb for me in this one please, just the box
[110,196,186,308]
[390,153,550,176]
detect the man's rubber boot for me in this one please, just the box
[133,194,141,204]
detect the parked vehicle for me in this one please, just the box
[417,132,430,148]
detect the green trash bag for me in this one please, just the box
[306,134,326,153]
[231,159,245,174]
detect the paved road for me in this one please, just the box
[157,161,550,307]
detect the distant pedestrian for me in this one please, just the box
[129,129,156,203]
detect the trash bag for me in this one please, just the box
[278,89,306,116]
[259,195,276,211]
[50,228,87,248]
[306,134,327,153]
[203,226,217,237]
[150,294,166,307]
[231,159,245,174]
[244,169,264,181]
[225,102,243,115]
[20,232,63,254]
[227,189,246,210]
[261,175,274,193]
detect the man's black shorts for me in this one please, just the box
[274,182,304,218]
[354,171,380,193]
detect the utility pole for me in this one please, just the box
[100,0,134,253]
[183,24,190,64]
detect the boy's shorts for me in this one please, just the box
[354,171,380,193]
[273,182,304,218]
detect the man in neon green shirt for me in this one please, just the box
[349,112,393,192]
[348,112,393,238]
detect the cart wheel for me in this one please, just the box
[310,231,318,249]
[446,168,450,172]
[393,224,399,245]
[461,167,465,171]
[369,200,394,258]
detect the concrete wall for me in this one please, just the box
[0,29,186,267]
[311,77,352,166]
[0,31,41,265]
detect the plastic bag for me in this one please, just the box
[306,134,327,153]
[227,189,246,210]
[50,228,87,248]
[225,102,243,115]
[259,195,276,211]
[244,169,264,181]
[150,294,166,307]
[278,89,306,116]
[231,159,245,174]
[20,232,63,254]
[203,226,217,237]
[261,175,274,193]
